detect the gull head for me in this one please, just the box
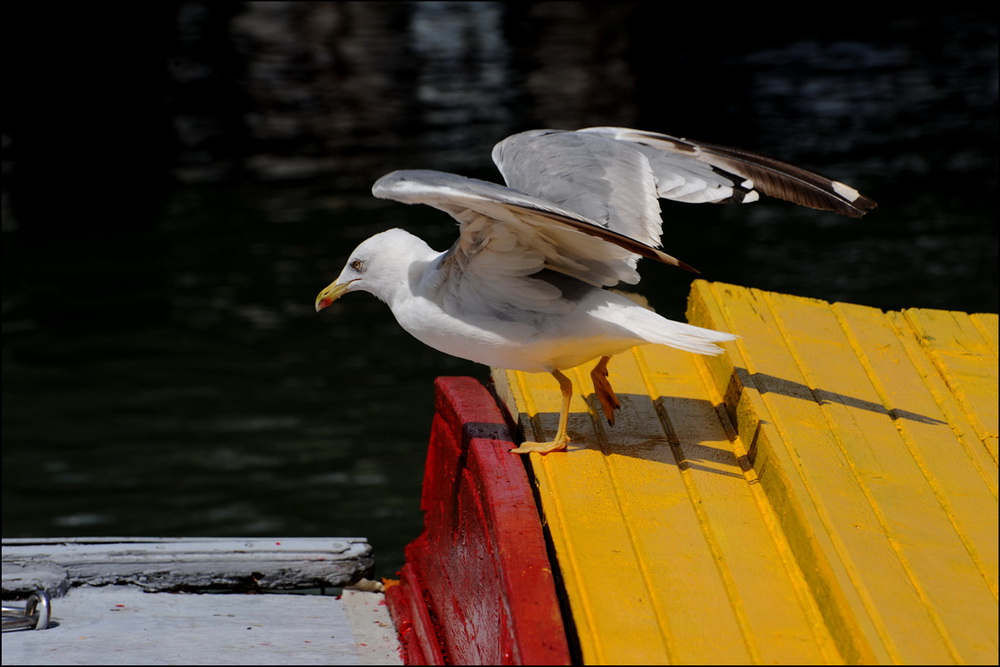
[315,228,429,312]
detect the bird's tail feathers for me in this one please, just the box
[628,309,737,355]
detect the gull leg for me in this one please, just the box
[590,355,620,426]
[510,370,573,454]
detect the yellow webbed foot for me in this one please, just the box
[509,369,574,455]
[510,435,570,455]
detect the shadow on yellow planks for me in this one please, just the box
[492,280,998,666]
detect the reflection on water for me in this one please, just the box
[3,5,997,576]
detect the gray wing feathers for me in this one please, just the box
[580,127,877,217]
[492,130,663,247]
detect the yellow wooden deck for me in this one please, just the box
[492,280,998,665]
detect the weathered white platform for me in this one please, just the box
[2,586,401,665]
[2,538,401,665]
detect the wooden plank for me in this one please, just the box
[2,537,372,594]
[770,293,994,663]
[625,346,842,665]
[493,341,842,664]
[836,304,999,599]
[687,281,998,665]
[683,283,891,663]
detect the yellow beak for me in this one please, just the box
[315,279,356,312]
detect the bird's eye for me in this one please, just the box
[350,259,365,272]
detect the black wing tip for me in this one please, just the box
[686,140,880,218]
[850,194,878,217]
[677,258,700,274]
[821,192,878,218]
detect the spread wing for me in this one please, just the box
[373,168,689,276]
[492,128,876,246]
[370,169,693,316]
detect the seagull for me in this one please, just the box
[315,127,876,453]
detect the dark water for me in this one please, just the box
[3,5,997,577]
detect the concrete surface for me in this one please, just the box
[2,585,402,665]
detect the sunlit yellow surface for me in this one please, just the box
[492,280,997,665]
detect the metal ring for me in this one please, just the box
[1,591,51,631]
[25,591,51,630]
